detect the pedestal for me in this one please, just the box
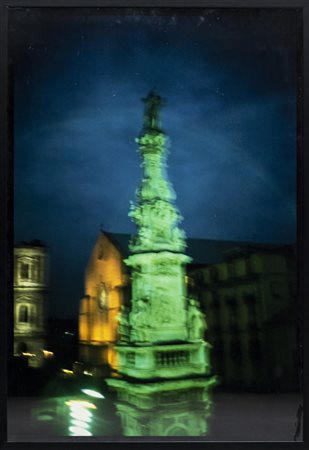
[115,341,210,379]
[107,377,216,436]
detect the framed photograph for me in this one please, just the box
[1,0,308,448]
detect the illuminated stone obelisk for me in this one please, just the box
[107,92,216,436]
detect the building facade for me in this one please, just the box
[78,235,298,391]
[14,240,49,367]
[78,232,130,374]
[188,245,298,392]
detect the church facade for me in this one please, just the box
[14,240,49,368]
[78,232,130,374]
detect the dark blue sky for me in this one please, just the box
[11,9,300,318]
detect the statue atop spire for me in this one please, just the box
[142,90,165,132]
[130,90,186,254]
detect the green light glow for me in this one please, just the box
[116,91,209,350]
[81,388,105,399]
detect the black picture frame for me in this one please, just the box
[0,1,308,449]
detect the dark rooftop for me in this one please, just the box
[102,231,294,266]
[15,239,47,248]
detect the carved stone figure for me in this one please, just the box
[143,90,165,130]
[187,298,207,341]
[130,299,150,342]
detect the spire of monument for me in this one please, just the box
[141,89,165,133]
[107,94,215,436]
[130,90,186,254]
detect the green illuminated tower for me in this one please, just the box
[107,92,216,436]
[126,91,192,346]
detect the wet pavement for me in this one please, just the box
[7,392,302,441]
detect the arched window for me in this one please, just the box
[19,305,29,323]
[20,263,29,280]
[98,283,109,310]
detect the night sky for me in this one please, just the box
[11,8,300,318]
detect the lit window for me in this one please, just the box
[20,263,29,279]
[19,305,28,323]
[98,283,108,310]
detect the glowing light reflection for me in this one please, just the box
[81,389,105,399]
[69,426,92,436]
[65,400,96,409]
[70,410,92,422]
[70,419,91,429]
[61,368,74,374]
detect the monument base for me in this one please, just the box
[107,376,217,436]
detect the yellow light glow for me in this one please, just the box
[61,368,74,374]
[21,352,36,357]
[79,233,124,370]
[42,350,54,358]
[65,400,97,410]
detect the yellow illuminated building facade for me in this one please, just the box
[79,231,129,373]
[14,240,48,368]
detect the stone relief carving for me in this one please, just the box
[152,296,174,324]
[154,260,177,276]
[116,306,130,342]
